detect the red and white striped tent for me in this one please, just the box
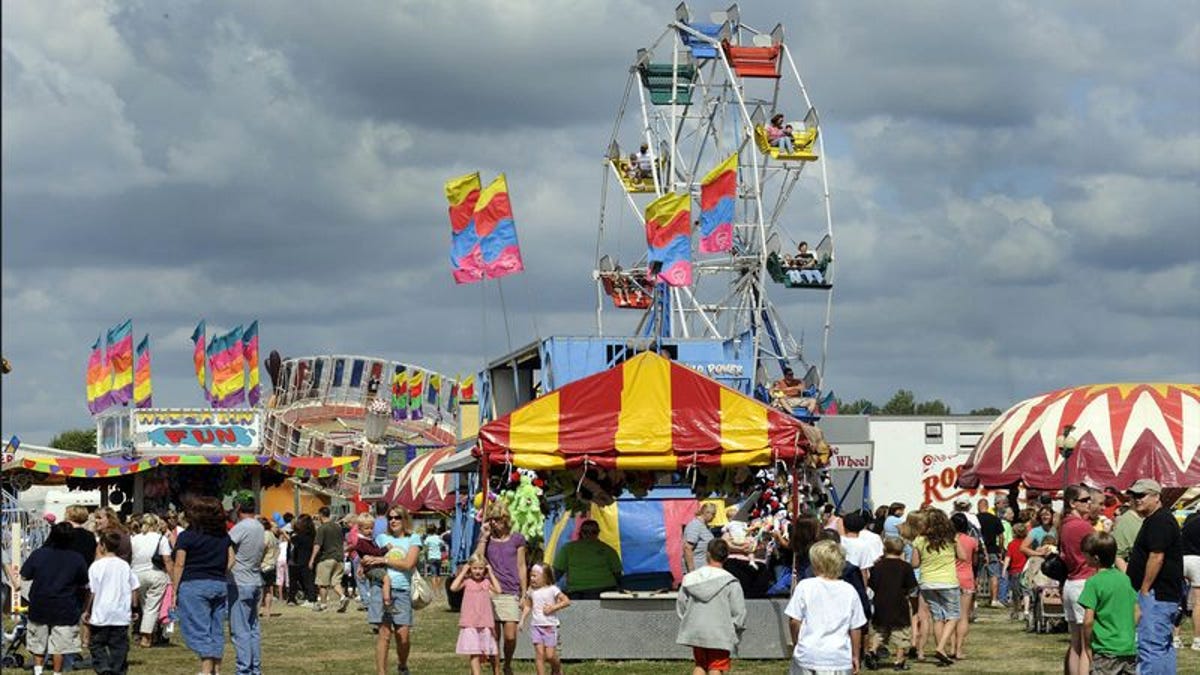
[957,383,1199,490]
[382,447,456,512]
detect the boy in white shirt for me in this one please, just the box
[786,539,867,675]
[84,531,140,675]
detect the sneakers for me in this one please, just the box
[337,596,350,613]
[1172,636,1182,649]
[1191,637,1200,651]
[893,663,911,672]
[312,603,327,612]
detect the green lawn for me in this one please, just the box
[22,598,1198,673]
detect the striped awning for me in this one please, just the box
[383,447,455,512]
[9,454,359,480]
[479,352,809,470]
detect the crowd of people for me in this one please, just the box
[6,481,1197,675]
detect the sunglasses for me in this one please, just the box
[1074,496,1091,503]
[1127,493,1146,500]
[388,515,405,521]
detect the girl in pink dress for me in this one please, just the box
[451,553,502,675]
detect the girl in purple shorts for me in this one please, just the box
[520,564,570,675]
[451,554,501,675]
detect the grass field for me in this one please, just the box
[47,594,1182,674]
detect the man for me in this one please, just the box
[21,523,88,675]
[1112,498,1143,571]
[771,367,818,416]
[976,500,1006,608]
[309,506,350,613]
[229,497,265,675]
[552,519,622,599]
[952,497,981,533]
[1124,478,1183,674]
[1059,485,1099,675]
[634,143,653,180]
[1182,511,1200,652]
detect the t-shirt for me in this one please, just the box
[87,556,140,627]
[21,547,88,626]
[130,532,171,575]
[841,536,878,571]
[552,539,622,592]
[1005,539,1028,574]
[229,517,265,587]
[977,512,1005,555]
[858,530,885,568]
[784,576,867,671]
[1060,514,1097,582]
[485,532,526,596]
[376,533,421,591]
[912,536,957,588]
[1029,525,1055,548]
[883,515,904,539]
[423,534,443,561]
[1126,507,1183,602]
[1077,568,1137,656]
[527,584,563,626]
[68,526,98,565]
[867,557,917,629]
[262,530,279,573]
[1181,513,1200,557]
[1111,510,1142,561]
[683,518,714,572]
[175,529,232,583]
[315,521,344,563]
[955,534,977,589]
[372,516,388,539]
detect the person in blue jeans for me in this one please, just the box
[1123,478,1184,675]
[172,497,233,675]
[228,497,265,675]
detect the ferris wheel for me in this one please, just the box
[594,3,836,391]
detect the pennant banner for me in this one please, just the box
[408,370,425,420]
[86,334,115,415]
[391,366,409,421]
[474,174,525,281]
[191,320,209,401]
[210,325,246,408]
[460,375,476,402]
[134,334,153,409]
[699,153,737,253]
[446,172,485,284]
[243,320,261,407]
[107,319,134,406]
[644,192,693,287]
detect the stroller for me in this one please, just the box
[1021,555,1066,634]
[1,606,29,669]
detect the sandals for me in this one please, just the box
[933,651,954,667]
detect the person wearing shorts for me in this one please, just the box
[1182,512,1200,652]
[309,507,350,613]
[1061,485,1099,675]
[21,523,89,675]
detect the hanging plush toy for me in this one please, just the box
[502,473,544,545]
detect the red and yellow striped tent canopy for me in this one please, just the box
[479,352,810,470]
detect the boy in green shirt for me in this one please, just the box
[1078,531,1139,675]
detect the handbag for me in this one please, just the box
[1040,552,1068,584]
[410,569,434,610]
[151,533,168,571]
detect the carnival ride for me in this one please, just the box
[594,2,836,396]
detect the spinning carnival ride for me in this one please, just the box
[595,3,836,391]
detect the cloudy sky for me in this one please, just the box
[3,1,1198,443]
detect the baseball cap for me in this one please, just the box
[1125,478,1162,496]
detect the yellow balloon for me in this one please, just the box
[473,492,485,510]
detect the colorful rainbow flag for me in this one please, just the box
[644,192,693,287]
[243,320,261,407]
[106,319,134,406]
[191,320,209,401]
[699,153,737,253]
[391,366,409,421]
[446,172,485,284]
[460,374,476,402]
[209,325,246,408]
[86,334,115,415]
[448,376,460,412]
[407,370,425,420]
[473,174,525,281]
[427,373,442,407]
[134,334,153,408]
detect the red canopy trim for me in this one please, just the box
[382,447,455,512]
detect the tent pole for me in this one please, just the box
[790,458,800,592]
[480,446,490,518]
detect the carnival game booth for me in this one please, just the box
[957,384,1200,505]
[478,351,816,660]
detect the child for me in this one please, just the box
[450,554,501,675]
[676,539,746,675]
[785,539,867,674]
[520,563,570,675]
[1004,522,1029,620]
[350,514,393,590]
[1078,532,1138,675]
[868,537,918,671]
[723,506,749,548]
[84,530,140,675]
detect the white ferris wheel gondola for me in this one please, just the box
[594,3,836,392]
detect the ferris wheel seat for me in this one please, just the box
[600,273,654,309]
[767,252,832,289]
[753,125,819,162]
[611,157,660,193]
[639,62,697,106]
[679,22,723,59]
[723,42,781,78]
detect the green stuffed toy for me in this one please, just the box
[502,473,544,546]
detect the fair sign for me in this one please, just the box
[132,409,261,454]
[827,442,873,471]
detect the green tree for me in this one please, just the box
[839,398,876,415]
[915,399,952,415]
[970,407,1003,416]
[49,428,97,453]
[880,389,917,415]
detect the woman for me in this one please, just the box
[171,497,232,675]
[1020,507,1057,558]
[474,501,526,675]
[289,514,317,606]
[94,507,133,564]
[821,503,845,537]
[130,514,173,647]
[683,503,717,574]
[767,113,795,153]
[910,508,966,666]
[258,517,280,618]
[950,512,978,660]
[362,505,422,675]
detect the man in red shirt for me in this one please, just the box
[1060,484,1099,675]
